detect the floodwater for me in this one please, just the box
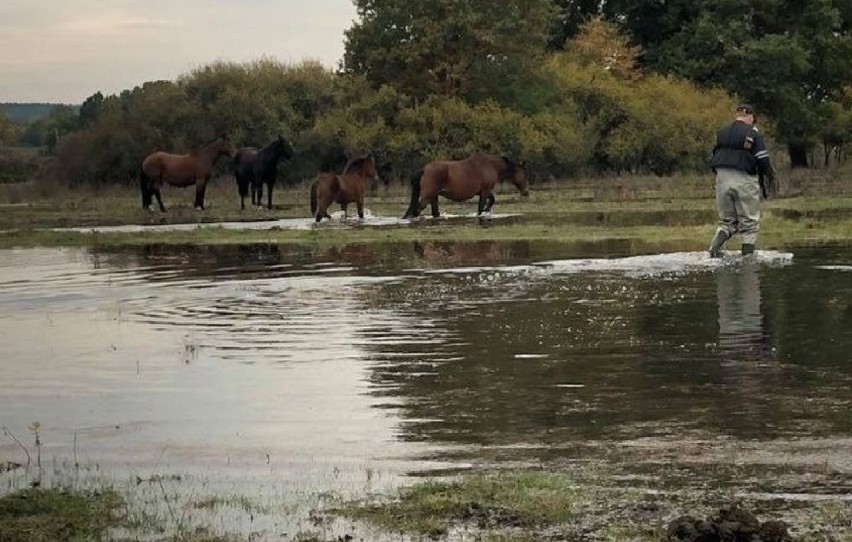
[1,242,851,537]
[54,209,521,233]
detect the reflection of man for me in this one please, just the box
[715,263,771,360]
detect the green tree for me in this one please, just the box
[343,0,557,106]
[605,0,852,167]
[547,0,605,50]
[0,111,22,146]
[78,91,104,128]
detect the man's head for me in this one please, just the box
[735,103,756,125]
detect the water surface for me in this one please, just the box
[1,242,850,535]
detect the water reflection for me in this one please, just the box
[2,244,851,503]
[715,263,774,361]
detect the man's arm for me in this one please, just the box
[752,132,776,198]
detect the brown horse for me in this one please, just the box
[140,135,236,211]
[309,155,379,222]
[402,153,529,219]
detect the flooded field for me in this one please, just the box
[1,242,851,539]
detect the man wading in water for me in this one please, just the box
[707,104,777,257]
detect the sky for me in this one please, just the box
[0,0,358,103]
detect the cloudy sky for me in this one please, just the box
[0,0,357,103]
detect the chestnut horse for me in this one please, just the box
[402,153,529,219]
[231,135,294,210]
[140,135,236,211]
[309,155,378,222]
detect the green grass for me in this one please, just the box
[0,486,125,542]
[1,170,852,250]
[339,472,590,537]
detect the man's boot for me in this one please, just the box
[708,230,730,258]
[741,243,755,256]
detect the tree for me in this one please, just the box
[605,0,852,167]
[547,0,605,50]
[343,0,557,105]
[0,111,22,146]
[78,91,104,128]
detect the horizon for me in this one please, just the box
[0,0,357,103]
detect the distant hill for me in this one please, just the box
[1,103,79,123]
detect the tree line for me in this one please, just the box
[1,0,850,186]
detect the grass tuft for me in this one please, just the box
[0,486,125,542]
[339,472,587,537]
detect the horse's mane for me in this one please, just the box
[192,135,229,155]
[342,155,372,174]
[471,153,517,175]
[257,137,283,159]
[500,155,517,175]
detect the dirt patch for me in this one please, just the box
[667,504,793,542]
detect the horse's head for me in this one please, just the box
[344,154,379,181]
[274,135,294,160]
[503,157,530,197]
[216,135,237,158]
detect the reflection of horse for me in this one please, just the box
[309,155,378,222]
[140,135,236,211]
[402,153,529,219]
[231,135,294,210]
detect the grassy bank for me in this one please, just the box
[0,487,124,542]
[5,474,849,542]
[338,471,852,542]
[1,169,852,250]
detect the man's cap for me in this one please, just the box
[736,103,756,115]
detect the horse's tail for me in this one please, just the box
[139,164,151,209]
[402,169,423,219]
[309,179,319,216]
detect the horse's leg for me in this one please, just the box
[238,179,247,211]
[256,183,264,209]
[356,196,364,220]
[430,197,440,218]
[340,203,348,219]
[477,192,487,215]
[317,203,333,222]
[266,181,273,210]
[193,178,206,210]
[484,193,496,213]
[315,195,326,223]
[153,179,166,212]
[415,182,439,218]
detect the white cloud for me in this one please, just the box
[57,14,184,36]
[0,0,357,102]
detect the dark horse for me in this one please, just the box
[231,135,294,210]
[402,153,529,219]
[309,155,379,222]
[140,135,236,211]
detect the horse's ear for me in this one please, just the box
[519,160,527,168]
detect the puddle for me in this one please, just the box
[47,210,522,234]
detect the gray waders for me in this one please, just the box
[709,167,760,257]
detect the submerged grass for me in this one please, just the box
[0,486,124,542]
[339,471,591,537]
